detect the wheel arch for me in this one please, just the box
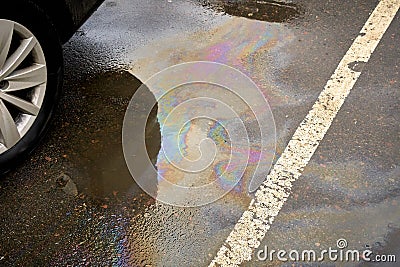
[28,0,76,43]
[33,0,104,44]
[4,0,103,44]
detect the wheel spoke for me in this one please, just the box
[0,37,36,80]
[0,20,14,70]
[0,92,40,116]
[4,64,46,91]
[0,99,20,148]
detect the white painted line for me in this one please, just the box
[209,0,400,266]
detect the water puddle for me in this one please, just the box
[59,71,160,199]
[199,0,301,22]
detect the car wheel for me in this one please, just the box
[0,1,63,174]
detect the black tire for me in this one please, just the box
[0,1,63,175]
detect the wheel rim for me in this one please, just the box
[0,19,47,154]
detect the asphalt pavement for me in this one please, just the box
[0,0,399,266]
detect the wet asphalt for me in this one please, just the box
[0,0,399,266]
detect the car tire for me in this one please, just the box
[0,1,63,175]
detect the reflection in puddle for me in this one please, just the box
[120,60,278,208]
[199,0,301,22]
[154,82,276,201]
[61,71,160,199]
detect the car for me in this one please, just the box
[0,0,104,174]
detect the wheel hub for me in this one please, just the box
[0,80,9,90]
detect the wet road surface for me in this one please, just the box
[1,0,399,266]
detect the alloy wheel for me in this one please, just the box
[0,19,47,154]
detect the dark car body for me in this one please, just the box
[33,0,103,43]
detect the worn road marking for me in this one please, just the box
[210,0,400,265]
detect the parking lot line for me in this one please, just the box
[209,0,400,265]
